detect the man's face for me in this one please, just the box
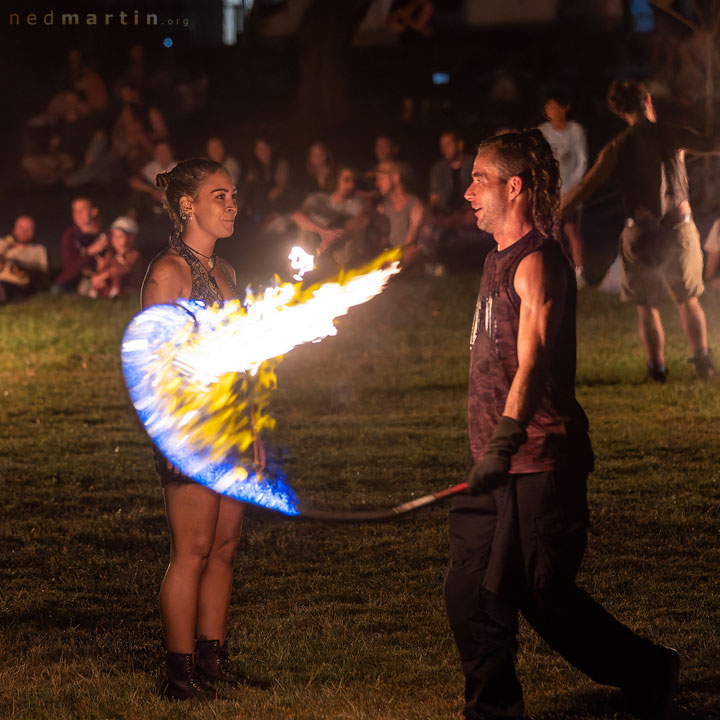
[336,169,355,198]
[374,137,393,163]
[439,133,461,162]
[464,150,508,234]
[72,199,94,231]
[12,217,35,244]
[543,99,568,125]
[375,171,394,197]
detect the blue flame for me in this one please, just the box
[121,300,300,516]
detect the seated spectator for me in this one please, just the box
[111,101,155,175]
[206,136,241,186]
[244,137,292,224]
[302,141,335,195]
[78,216,142,298]
[21,91,95,185]
[0,216,49,302]
[51,196,107,293]
[63,128,113,188]
[360,134,400,197]
[129,140,178,217]
[114,82,169,143]
[291,165,368,271]
[374,161,424,265]
[422,129,478,274]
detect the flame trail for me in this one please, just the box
[122,249,401,514]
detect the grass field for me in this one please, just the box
[0,275,719,720]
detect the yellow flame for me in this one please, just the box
[143,248,402,471]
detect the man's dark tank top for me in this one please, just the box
[169,232,240,303]
[614,120,689,223]
[468,229,593,474]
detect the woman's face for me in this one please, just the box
[185,170,237,239]
[111,228,132,254]
[308,143,327,168]
[254,140,272,166]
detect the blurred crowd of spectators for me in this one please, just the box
[6,39,512,303]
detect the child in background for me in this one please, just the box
[80,216,142,298]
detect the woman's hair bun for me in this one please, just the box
[155,172,170,190]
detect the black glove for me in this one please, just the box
[465,416,527,495]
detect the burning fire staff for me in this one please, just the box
[141,159,264,700]
[444,130,679,720]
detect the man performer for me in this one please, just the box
[562,79,720,381]
[444,129,678,720]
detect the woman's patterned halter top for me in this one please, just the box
[169,232,240,304]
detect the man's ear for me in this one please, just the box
[507,175,524,200]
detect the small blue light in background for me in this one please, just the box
[163,37,173,48]
[432,72,450,86]
[630,0,654,32]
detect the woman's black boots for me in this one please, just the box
[160,651,216,700]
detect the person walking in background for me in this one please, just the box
[539,86,588,287]
[445,129,679,720]
[563,79,720,381]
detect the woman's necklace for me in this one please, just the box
[184,241,216,271]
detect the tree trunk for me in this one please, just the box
[297,0,375,143]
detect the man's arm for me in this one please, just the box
[561,139,618,216]
[675,126,720,155]
[504,250,567,423]
[403,198,425,247]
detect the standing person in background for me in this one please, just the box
[446,128,680,720]
[539,86,588,287]
[142,159,266,700]
[563,79,720,381]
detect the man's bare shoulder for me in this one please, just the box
[515,243,569,298]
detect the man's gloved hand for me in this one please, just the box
[465,416,527,495]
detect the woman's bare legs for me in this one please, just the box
[160,482,221,653]
[196,496,245,642]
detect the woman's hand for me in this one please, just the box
[253,433,266,472]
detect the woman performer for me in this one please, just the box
[142,158,264,700]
